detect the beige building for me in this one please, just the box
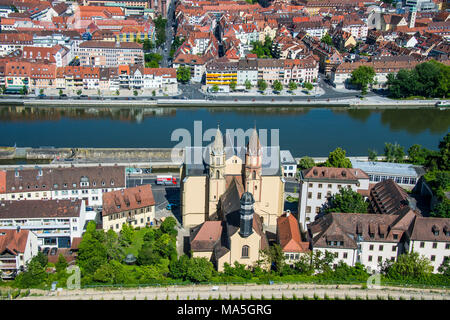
[102,184,155,232]
[190,191,269,271]
[180,127,285,229]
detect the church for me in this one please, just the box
[180,126,285,229]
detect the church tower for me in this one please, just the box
[245,127,262,202]
[208,125,226,217]
[239,192,254,238]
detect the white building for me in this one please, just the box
[0,165,126,207]
[280,150,297,178]
[0,228,39,279]
[350,160,425,189]
[237,56,258,86]
[298,166,370,230]
[0,199,88,249]
[405,217,450,273]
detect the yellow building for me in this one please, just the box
[180,127,285,229]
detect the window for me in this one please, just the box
[446,244,450,250]
[318,184,322,188]
[242,245,249,258]
[308,183,313,188]
[392,245,396,252]
[328,184,332,188]
[432,242,437,249]
[343,252,348,259]
[420,242,425,248]
[379,245,384,251]
[308,192,312,199]
[431,255,436,262]
[369,245,374,251]
[368,255,372,262]
[377,256,382,263]
[317,193,322,199]
[393,234,398,240]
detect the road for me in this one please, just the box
[21,283,450,300]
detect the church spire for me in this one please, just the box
[211,124,224,156]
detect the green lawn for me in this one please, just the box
[123,227,151,256]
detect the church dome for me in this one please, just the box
[240,191,255,205]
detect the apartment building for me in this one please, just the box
[237,55,258,86]
[205,58,238,88]
[0,33,33,56]
[298,167,370,230]
[0,199,87,249]
[0,228,38,279]
[77,41,144,67]
[102,185,156,232]
[406,217,450,272]
[308,209,420,273]
[0,165,126,206]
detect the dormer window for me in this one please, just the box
[432,225,440,236]
[110,180,114,186]
[102,181,105,186]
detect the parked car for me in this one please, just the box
[86,206,94,211]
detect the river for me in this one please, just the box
[0,106,449,156]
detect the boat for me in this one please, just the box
[435,101,449,108]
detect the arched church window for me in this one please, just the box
[242,245,249,258]
[216,170,219,179]
[252,171,256,180]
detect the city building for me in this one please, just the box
[0,199,88,249]
[350,160,425,189]
[77,41,144,67]
[190,191,269,271]
[280,150,297,178]
[298,167,370,230]
[180,127,285,228]
[0,228,38,279]
[277,211,310,264]
[369,179,420,215]
[0,165,126,206]
[102,184,156,232]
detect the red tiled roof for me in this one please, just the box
[277,213,310,253]
[102,185,155,217]
[0,229,30,255]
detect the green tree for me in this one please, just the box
[257,79,267,92]
[368,149,378,161]
[34,251,48,268]
[14,256,47,288]
[119,224,134,246]
[152,90,156,97]
[321,32,333,46]
[245,79,252,90]
[77,221,108,275]
[55,254,68,273]
[133,90,138,96]
[407,144,430,166]
[176,66,191,84]
[350,66,375,95]
[115,89,120,96]
[325,186,369,213]
[380,252,433,280]
[272,80,282,92]
[211,84,219,93]
[438,258,450,276]
[303,82,313,91]
[438,133,450,171]
[288,81,298,91]
[169,254,190,279]
[298,156,315,170]
[430,198,450,218]
[39,88,44,95]
[19,85,28,95]
[250,36,273,58]
[384,142,404,163]
[105,229,125,262]
[229,81,237,91]
[76,89,82,96]
[160,216,178,238]
[185,257,215,283]
[324,147,352,168]
[260,244,285,273]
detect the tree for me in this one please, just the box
[257,79,267,92]
[438,258,450,276]
[245,79,252,90]
[77,221,107,275]
[288,81,298,91]
[119,223,134,246]
[250,36,273,58]
[104,229,125,262]
[260,244,285,273]
[298,156,315,170]
[115,89,120,96]
[438,133,450,171]
[407,144,430,166]
[34,251,48,268]
[19,86,28,95]
[229,81,237,91]
[325,186,369,213]
[133,90,138,97]
[321,32,333,46]
[39,88,44,95]
[211,84,219,93]
[430,199,450,218]
[152,90,156,97]
[185,257,215,283]
[368,149,378,161]
[169,255,191,279]
[55,254,68,273]
[380,252,433,280]
[350,66,375,95]
[272,80,282,92]
[76,89,82,96]
[303,82,313,91]
[160,216,178,238]
[176,66,191,84]
[14,256,47,288]
[324,147,352,168]
[384,142,404,163]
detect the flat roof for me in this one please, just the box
[350,160,425,177]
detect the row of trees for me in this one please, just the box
[350,60,449,98]
[154,16,167,48]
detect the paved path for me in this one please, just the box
[20,283,450,300]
